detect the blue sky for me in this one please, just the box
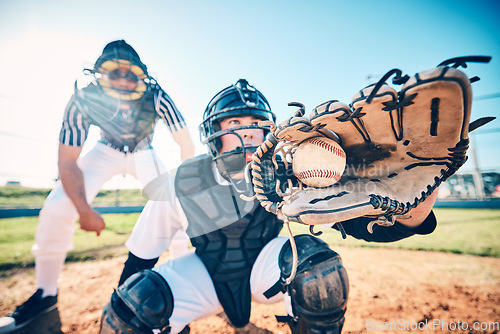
[0,0,499,188]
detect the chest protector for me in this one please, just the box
[175,154,283,328]
[77,84,157,151]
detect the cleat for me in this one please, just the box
[0,289,57,333]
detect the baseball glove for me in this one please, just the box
[251,56,494,233]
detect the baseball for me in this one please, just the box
[292,137,346,188]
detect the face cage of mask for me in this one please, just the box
[82,68,157,101]
[202,124,270,192]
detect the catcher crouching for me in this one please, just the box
[99,57,493,334]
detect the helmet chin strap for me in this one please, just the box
[224,174,250,194]
[215,146,258,194]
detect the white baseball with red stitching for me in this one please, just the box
[292,137,346,188]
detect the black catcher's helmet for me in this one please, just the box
[86,40,153,101]
[199,79,276,177]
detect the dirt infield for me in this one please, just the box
[1,246,499,334]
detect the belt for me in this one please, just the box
[98,138,151,153]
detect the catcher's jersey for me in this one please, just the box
[58,83,186,152]
[174,154,283,327]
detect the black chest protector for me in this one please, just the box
[175,154,283,328]
[77,84,157,151]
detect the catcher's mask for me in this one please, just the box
[82,40,154,101]
[199,79,276,181]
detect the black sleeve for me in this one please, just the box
[332,211,437,243]
[118,252,159,286]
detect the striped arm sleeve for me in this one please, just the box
[155,88,187,133]
[58,96,90,146]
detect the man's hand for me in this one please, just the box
[78,207,106,236]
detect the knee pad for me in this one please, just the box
[279,234,349,334]
[100,270,174,334]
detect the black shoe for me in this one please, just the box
[0,289,58,333]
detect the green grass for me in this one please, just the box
[0,208,498,274]
[284,208,500,257]
[0,186,147,207]
[0,213,140,272]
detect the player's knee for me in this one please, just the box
[100,269,174,334]
[279,234,349,334]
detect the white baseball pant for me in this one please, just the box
[153,236,293,334]
[31,142,188,295]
